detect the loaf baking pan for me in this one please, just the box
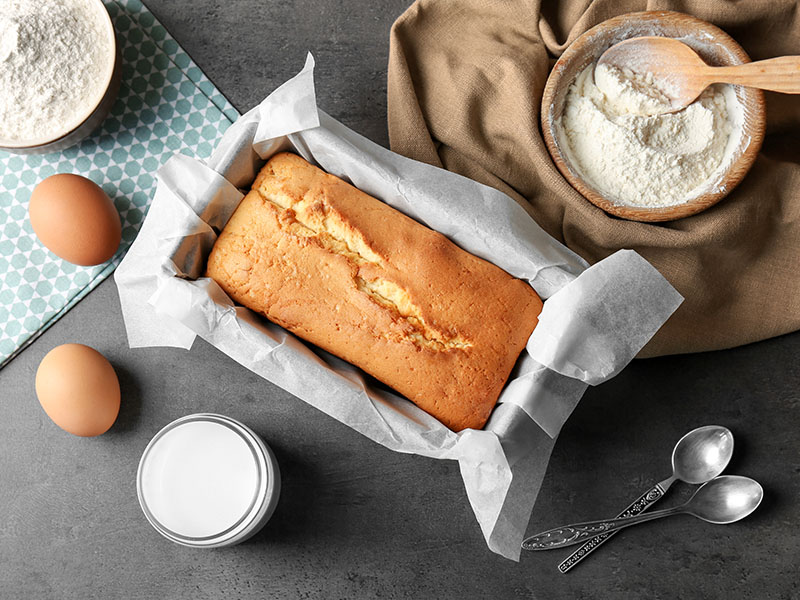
[115,54,682,561]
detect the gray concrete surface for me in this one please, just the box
[2,1,799,598]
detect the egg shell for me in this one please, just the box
[35,343,121,437]
[29,174,122,266]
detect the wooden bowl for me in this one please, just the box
[541,11,766,222]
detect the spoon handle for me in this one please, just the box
[709,56,800,94]
[522,505,684,551]
[557,475,676,573]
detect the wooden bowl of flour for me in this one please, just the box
[0,0,120,155]
[541,11,766,222]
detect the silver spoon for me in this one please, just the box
[558,425,734,572]
[523,475,763,551]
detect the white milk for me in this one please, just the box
[137,414,280,546]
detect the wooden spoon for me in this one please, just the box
[597,36,800,113]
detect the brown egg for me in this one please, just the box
[35,344,121,437]
[29,174,122,266]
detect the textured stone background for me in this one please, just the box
[1,1,798,598]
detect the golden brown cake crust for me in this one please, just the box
[206,152,543,431]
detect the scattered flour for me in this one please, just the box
[0,0,114,143]
[556,62,743,208]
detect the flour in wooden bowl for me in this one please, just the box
[555,63,744,208]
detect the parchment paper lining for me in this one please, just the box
[115,54,682,560]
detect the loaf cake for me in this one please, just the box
[206,152,543,431]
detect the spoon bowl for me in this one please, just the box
[672,425,734,484]
[597,37,709,112]
[687,475,764,524]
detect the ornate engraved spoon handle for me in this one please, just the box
[521,505,685,551]
[558,476,676,573]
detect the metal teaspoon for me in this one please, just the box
[522,475,763,551]
[556,425,734,572]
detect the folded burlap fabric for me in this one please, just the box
[388,0,800,357]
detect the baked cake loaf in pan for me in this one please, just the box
[206,152,543,431]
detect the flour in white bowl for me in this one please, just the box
[0,0,114,144]
[555,62,744,208]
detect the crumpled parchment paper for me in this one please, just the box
[115,54,682,560]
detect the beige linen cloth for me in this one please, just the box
[388,0,800,357]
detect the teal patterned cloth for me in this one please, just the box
[0,0,238,367]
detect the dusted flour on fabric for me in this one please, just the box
[0,0,113,143]
[556,64,743,208]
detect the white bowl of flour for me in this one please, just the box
[0,0,119,155]
[541,11,766,222]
